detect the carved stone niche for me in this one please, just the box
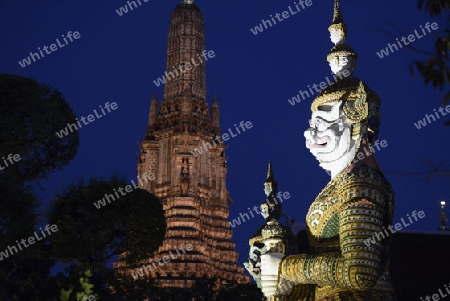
[180,157,190,194]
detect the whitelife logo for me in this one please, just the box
[0,224,58,261]
[18,31,81,68]
[55,102,118,139]
[115,0,150,16]
[93,173,156,209]
[153,50,215,87]
[363,210,425,247]
[376,22,438,59]
[250,0,313,35]
[420,283,450,301]
[413,104,450,129]
[287,69,350,106]
[131,243,193,280]
[229,191,291,228]
[0,153,21,171]
[325,139,388,177]
[190,121,253,157]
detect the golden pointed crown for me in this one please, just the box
[327,0,358,62]
[328,0,347,36]
[264,160,278,195]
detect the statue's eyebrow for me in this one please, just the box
[312,101,342,122]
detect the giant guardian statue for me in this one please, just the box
[246,1,397,300]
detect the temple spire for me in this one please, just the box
[131,0,250,290]
[163,0,206,102]
[146,0,213,135]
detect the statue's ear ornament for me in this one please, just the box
[343,81,368,124]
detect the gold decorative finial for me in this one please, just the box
[332,0,343,25]
[266,160,274,180]
[264,160,278,197]
[328,0,347,42]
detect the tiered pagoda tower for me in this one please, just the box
[117,0,248,291]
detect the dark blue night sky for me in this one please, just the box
[1,0,449,270]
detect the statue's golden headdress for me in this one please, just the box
[311,0,381,143]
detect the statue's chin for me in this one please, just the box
[319,152,355,177]
[315,134,358,177]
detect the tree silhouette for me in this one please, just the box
[0,74,80,300]
[0,73,80,182]
[0,175,54,300]
[409,0,450,125]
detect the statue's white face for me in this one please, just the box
[329,28,344,44]
[263,183,271,197]
[329,55,355,75]
[249,245,265,265]
[244,244,266,287]
[260,203,269,219]
[303,101,358,178]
